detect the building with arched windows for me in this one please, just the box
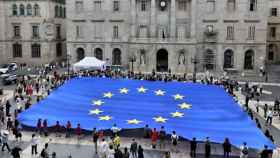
[66,0,271,74]
[0,0,66,65]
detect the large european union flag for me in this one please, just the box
[18,77,274,149]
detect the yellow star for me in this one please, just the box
[178,103,192,109]
[99,115,112,121]
[173,94,184,100]
[154,90,165,96]
[153,116,168,123]
[171,111,184,118]
[92,100,105,106]
[104,92,114,98]
[137,86,147,93]
[89,109,103,115]
[127,119,142,124]
[120,88,129,94]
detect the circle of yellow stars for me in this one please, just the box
[88,86,193,124]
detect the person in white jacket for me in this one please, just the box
[99,138,108,158]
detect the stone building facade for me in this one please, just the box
[0,0,66,65]
[66,0,268,74]
[267,0,280,64]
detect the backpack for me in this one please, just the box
[40,149,46,157]
[242,146,249,155]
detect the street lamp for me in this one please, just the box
[67,53,72,77]
[129,55,136,72]
[191,57,199,83]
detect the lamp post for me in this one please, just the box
[67,53,72,77]
[129,56,136,72]
[191,57,199,83]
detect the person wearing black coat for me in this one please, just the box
[190,137,197,158]
[205,137,211,158]
[222,138,231,158]
[138,145,144,158]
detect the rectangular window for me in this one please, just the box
[13,44,22,58]
[14,25,21,37]
[76,25,83,38]
[56,43,62,57]
[75,1,83,13]
[271,8,277,16]
[93,22,103,39]
[113,25,119,39]
[31,44,41,58]
[248,26,255,40]
[141,0,147,11]
[178,0,187,11]
[56,25,61,39]
[226,26,234,40]
[249,0,257,11]
[32,25,39,38]
[94,1,102,12]
[207,0,215,13]
[227,0,236,12]
[113,1,119,12]
[270,27,276,38]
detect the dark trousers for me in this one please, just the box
[2,142,10,151]
[190,149,196,158]
[131,151,137,158]
[266,116,273,125]
[224,151,230,158]
[94,142,97,153]
[31,145,37,155]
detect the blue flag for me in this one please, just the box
[18,77,274,149]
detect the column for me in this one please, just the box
[150,0,156,38]
[170,0,176,38]
[131,0,136,38]
[190,0,196,38]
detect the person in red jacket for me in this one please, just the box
[151,128,158,149]
[65,121,72,138]
[76,123,82,140]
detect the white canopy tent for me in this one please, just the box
[73,57,106,71]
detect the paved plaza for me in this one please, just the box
[0,71,280,158]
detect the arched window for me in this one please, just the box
[223,49,234,69]
[244,50,254,70]
[31,43,41,58]
[94,48,103,60]
[55,6,59,17]
[34,4,40,16]
[112,48,121,65]
[13,43,22,58]
[12,4,18,16]
[27,4,32,16]
[76,48,85,61]
[19,4,25,16]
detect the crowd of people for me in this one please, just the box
[0,67,277,158]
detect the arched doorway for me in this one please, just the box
[94,48,103,60]
[223,49,234,69]
[112,48,121,65]
[76,47,85,61]
[244,50,254,70]
[156,49,168,72]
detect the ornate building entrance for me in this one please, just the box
[156,49,168,72]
